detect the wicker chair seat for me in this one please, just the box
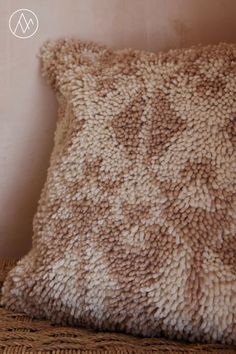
[0,260,235,354]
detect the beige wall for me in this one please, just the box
[1,0,236,257]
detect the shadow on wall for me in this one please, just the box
[0,0,236,258]
[0,75,57,258]
[108,0,236,51]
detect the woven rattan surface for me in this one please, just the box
[0,259,235,354]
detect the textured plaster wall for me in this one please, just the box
[0,0,236,257]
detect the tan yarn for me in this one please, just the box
[1,260,236,353]
[1,40,236,346]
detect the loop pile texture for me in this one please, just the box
[1,40,236,345]
[1,259,236,353]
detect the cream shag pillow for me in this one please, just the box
[1,40,236,345]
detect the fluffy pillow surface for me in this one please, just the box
[1,40,236,344]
